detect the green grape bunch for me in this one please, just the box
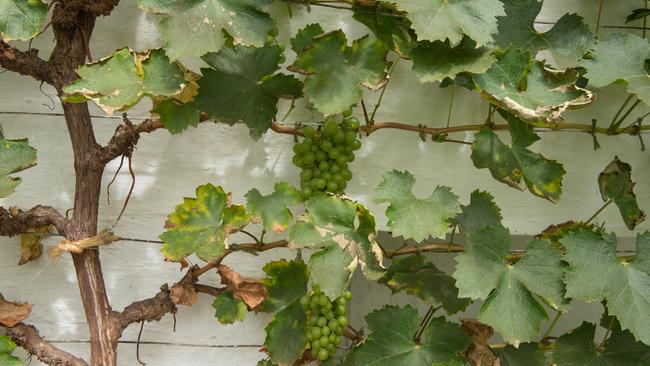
[292,112,362,199]
[299,285,352,362]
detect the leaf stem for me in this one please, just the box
[610,95,634,130]
[611,99,641,133]
[599,316,616,349]
[446,87,455,128]
[596,0,605,35]
[370,58,400,124]
[541,311,563,341]
[585,199,614,225]
[414,306,439,344]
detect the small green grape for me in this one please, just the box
[327,181,338,192]
[300,170,313,181]
[342,107,353,117]
[318,348,329,361]
[321,140,333,151]
[326,343,336,353]
[303,126,316,138]
[317,317,327,327]
[346,117,361,130]
[336,305,346,316]
[319,161,330,171]
[329,333,337,343]
[351,140,361,150]
[319,336,330,347]
[322,301,333,310]
[312,327,322,339]
[337,316,348,327]
[336,297,347,306]
[344,291,352,300]
[333,131,345,144]
[333,335,342,345]
[323,122,339,137]
[315,150,327,162]
[321,326,331,336]
[318,295,329,306]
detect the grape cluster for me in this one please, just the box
[292,114,361,199]
[300,286,352,362]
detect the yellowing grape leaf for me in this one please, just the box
[212,292,247,324]
[160,184,250,262]
[140,0,275,60]
[476,47,593,124]
[598,157,646,230]
[471,111,566,202]
[0,0,48,41]
[64,48,186,115]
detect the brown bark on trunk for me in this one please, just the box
[49,6,120,366]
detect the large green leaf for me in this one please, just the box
[598,157,646,230]
[343,305,470,366]
[140,0,275,60]
[373,170,461,242]
[582,32,650,105]
[64,48,186,114]
[260,259,309,365]
[454,190,503,236]
[0,336,21,366]
[246,182,301,234]
[0,0,47,41]
[152,100,201,134]
[389,0,504,46]
[0,138,36,198]
[379,255,470,314]
[497,342,545,366]
[411,37,495,83]
[212,292,247,324]
[290,23,324,56]
[495,0,594,68]
[288,195,384,298]
[194,43,302,139]
[561,230,650,344]
[160,184,250,262]
[454,224,569,344]
[352,7,417,57]
[476,48,592,124]
[471,111,566,202]
[290,30,387,115]
[553,322,650,365]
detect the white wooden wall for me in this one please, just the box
[0,1,649,364]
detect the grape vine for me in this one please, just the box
[0,0,649,366]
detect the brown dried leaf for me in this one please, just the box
[461,319,500,366]
[170,283,198,306]
[218,265,266,310]
[18,226,50,265]
[0,296,32,327]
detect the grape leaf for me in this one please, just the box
[194,43,302,139]
[471,111,565,202]
[290,30,387,115]
[582,32,650,105]
[260,259,309,365]
[0,336,21,366]
[0,138,36,198]
[212,292,247,324]
[497,342,545,366]
[598,157,646,230]
[160,184,250,262]
[454,224,568,344]
[627,8,650,23]
[373,169,461,242]
[561,230,650,344]
[389,0,504,46]
[245,182,301,234]
[140,0,275,60]
[476,48,593,124]
[152,100,201,134]
[288,195,384,298]
[553,322,650,366]
[64,48,186,115]
[352,7,417,57]
[378,255,470,314]
[495,0,595,68]
[0,0,47,41]
[290,24,324,56]
[454,190,503,236]
[309,245,355,301]
[343,305,470,366]
[411,37,495,83]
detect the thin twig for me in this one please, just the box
[541,311,562,341]
[113,156,136,227]
[136,321,146,366]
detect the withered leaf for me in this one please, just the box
[0,295,32,327]
[169,283,198,306]
[218,265,266,310]
[461,319,500,366]
[19,226,50,265]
